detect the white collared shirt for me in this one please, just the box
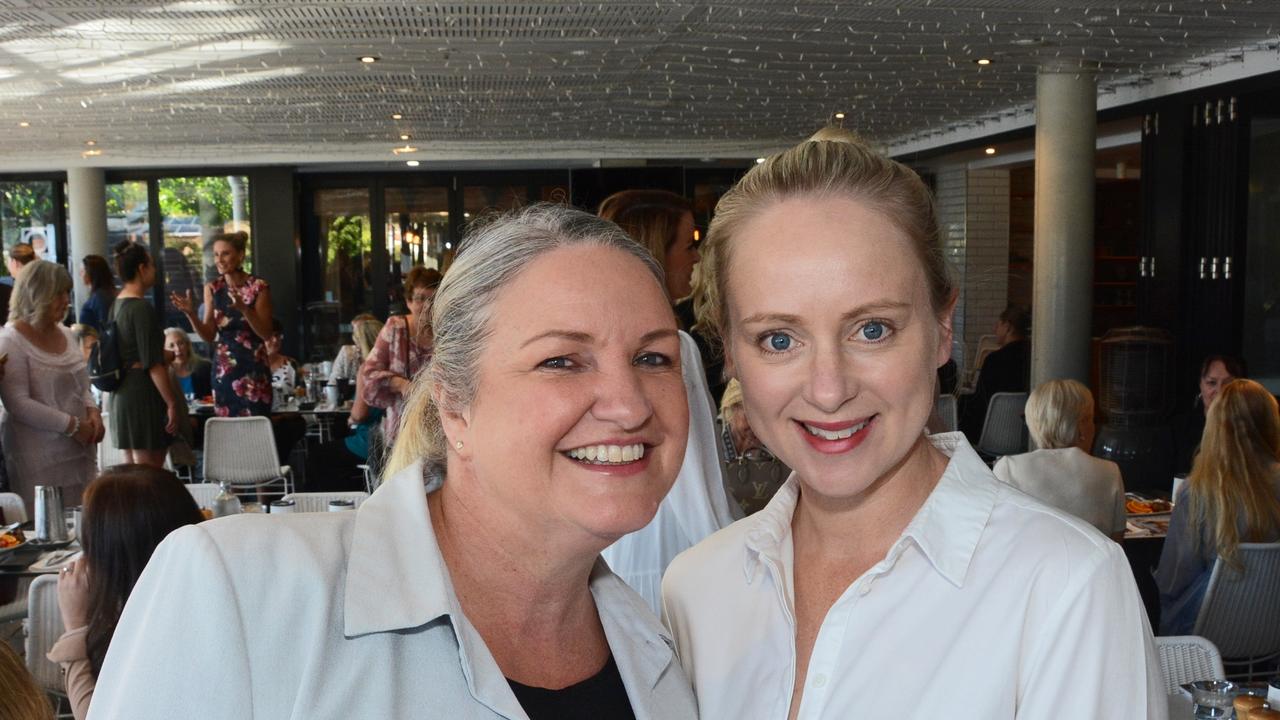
[662,432,1167,720]
[90,461,697,720]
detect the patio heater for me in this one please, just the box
[1093,327,1177,493]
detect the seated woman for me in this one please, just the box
[48,464,204,720]
[993,379,1126,540]
[306,317,386,492]
[90,204,698,718]
[327,312,378,384]
[1156,378,1280,635]
[163,328,212,401]
[1170,355,1245,476]
[264,318,305,465]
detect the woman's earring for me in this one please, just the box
[455,440,464,450]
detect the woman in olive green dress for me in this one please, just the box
[110,241,179,468]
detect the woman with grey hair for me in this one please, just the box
[0,260,101,512]
[91,204,699,719]
[993,379,1126,539]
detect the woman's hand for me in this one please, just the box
[164,402,180,435]
[389,375,412,396]
[225,276,252,314]
[85,408,106,444]
[72,416,97,445]
[57,557,91,630]
[170,289,196,316]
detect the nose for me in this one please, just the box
[802,343,856,414]
[591,362,656,431]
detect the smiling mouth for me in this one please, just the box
[563,443,647,466]
[801,419,871,440]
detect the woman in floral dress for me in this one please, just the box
[171,231,274,417]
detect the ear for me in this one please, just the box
[433,382,473,458]
[935,290,959,369]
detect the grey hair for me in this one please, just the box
[10,260,72,325]
[1025,378,1094,450]
[384,203,664,478]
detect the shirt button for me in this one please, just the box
[812,674,827,688]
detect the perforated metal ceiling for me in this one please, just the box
[0,1,1276,169]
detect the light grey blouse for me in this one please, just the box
[89,461,698,720]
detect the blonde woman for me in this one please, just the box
[91,205,697,718]
[993,379,1126,540]
[0,260,101,511]
[327,313,379,383]
[1156,378,1280,635]
[164,328,212,401]
[661,132,1164,718]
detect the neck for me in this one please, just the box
[792,434,948,561]
[119,280,147,297]
[26,317,57,332]
[429,467,600,634]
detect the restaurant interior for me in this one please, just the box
[1,2,1279,718]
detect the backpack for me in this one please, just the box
[89,318,125,392]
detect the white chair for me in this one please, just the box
[934,393,958,433]
[0,491,27,524]
[24,573,66,696]
[977,392,1029,458]
[281,491,369,513]
[203,417,293,502]
[184,483,221,509]
[1193,541,1280,680]
[1154,635,1225,693]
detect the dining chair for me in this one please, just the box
[24,573,67,697]
[976,391,1029,458]
[203,417,294,502]
[184,483,221,510]
[1193,541,1280,680]
[1153,635,1225,693]
[280,491,370,513]
[0,492,27,524]
[934,393,958,433]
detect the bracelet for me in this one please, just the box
[65,416,81,438]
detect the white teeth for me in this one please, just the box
[566,443,646,465]
[803,421,868,441]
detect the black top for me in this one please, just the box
[508,656,636,720]
[674,297,727,406]
[961,338,1031,443]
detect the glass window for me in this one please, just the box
[464,185,528,220]
[105,179,150,250]
[385,187,450,309]
[157,176,251,330]
[309,188,371,361]
[1,181,58,268]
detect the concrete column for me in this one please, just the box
[1031,64,1096,386]
[67,167,108,309]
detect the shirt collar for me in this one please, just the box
[741,432,998,589]
[345,461,678,705]
[344,460,453,637]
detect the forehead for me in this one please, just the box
[486,245,671,345]
[1205,361,1234,379]
[726,195,926,315]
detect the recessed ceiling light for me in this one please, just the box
[18,121,29,128]
[81,149,102,157]
[392,145,418,154]
[85,139,96,146]
[406,160,420,167]
[834,112,846,120]
[755,157,766,164]
[359,56,379,64]
[391,113,402,120]
[984,147,997,155]
[399,134,409,140]
[975,58,992,66]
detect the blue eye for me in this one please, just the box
[766,333,792,352]
[540,357,575,370]
[635,352,672,367]
[860,322,887,342]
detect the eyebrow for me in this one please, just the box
[739,300,913,326]
[519,327,678,349]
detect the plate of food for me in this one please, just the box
[1125,493,1174,516]
[0,527,27,557]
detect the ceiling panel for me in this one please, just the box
[0,0,1275,169]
